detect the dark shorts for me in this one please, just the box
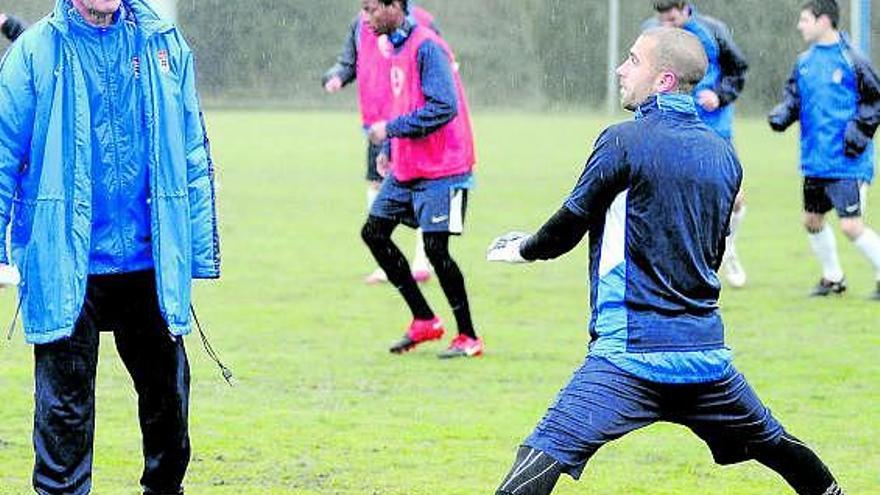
[366,142,384,182]
[370,173,472,233]
[524,357,784,479]
[803,177,865,218]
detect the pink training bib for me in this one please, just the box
[388,25,476,181]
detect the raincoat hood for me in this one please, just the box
[49,0,172,36]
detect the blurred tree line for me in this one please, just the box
[2,0,879,113]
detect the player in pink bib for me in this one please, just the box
[323,1,437,285]
[361,0,482,359]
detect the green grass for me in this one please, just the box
[0,111,877,494]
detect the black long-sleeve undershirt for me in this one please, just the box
[520,206,589,262]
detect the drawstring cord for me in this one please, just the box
[190,304,234,387]
[6,294,22,341]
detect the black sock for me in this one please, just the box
[362,216,434,320]
[753,433,843,495]
[424,233,476,338]
[496,446,563,495]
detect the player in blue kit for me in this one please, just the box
[487,27,843,495]
[647,1,750,288]
[769,0,880,299]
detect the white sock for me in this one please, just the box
[808,225,844,282]
[367,186,379,210]
[853,228,880,281]
[412,228,430,270]
[725,206,746,257]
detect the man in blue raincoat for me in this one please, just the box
[0,0,220,493]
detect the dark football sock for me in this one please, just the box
[362,216,434,320]
[423,233,476,338]
[496,446,564,495]
[753,432,843,495]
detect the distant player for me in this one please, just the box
[360,0,483,359]
[648,0,750,288]
[323,0,437,285]
[488,27,843,495]
[770,0,880,300]
[0,12,26,42]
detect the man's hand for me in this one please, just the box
[487,232,532,264]
[324,76,343,93]
[368,121,388,145]
[0,263,21,288]
[697,89,720,112]
[376,152,390,178]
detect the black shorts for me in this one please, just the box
[365,142,384,182]
[803,178,865,218]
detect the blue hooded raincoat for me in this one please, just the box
[0,0,220,344]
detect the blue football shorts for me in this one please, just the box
[523,357,784,479]
[369,172,472,234]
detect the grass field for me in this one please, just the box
[0,110,877,494]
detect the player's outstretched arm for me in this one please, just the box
[489,128,628,265]
[768,63,800,132]
[322,16,359,91]
[487,207,590,264]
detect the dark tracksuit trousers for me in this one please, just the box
[33,270,190,495]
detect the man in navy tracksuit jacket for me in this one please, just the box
[486,27,844,495]
[770,0,880,299]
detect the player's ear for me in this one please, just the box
[655,71,678,94]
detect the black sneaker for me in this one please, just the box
[810,277,847,297]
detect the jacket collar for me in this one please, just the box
[388,12,422,48]
[67,2,126,35]
[634,93,698,120]
[50,0,173,38]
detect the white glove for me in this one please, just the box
[487,232,532,263]
[0,264,21,287]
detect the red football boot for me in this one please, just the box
[389,317,445,354]
[437,334,484,359]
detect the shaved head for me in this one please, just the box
[616,27,708,110]
[641,27,708,93]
